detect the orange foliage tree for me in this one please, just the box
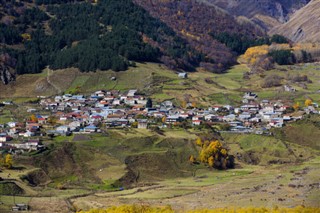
[189,155,196,164]
[30,114,38,123]
[293,102,300,111]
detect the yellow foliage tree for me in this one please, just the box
[77,205,174,213]
[5,154,13,169]
[189,155,196,164]
[161,116,167,123]
[196,139,232,169]
[242,45,269,64]
[78,206,320,213]
[305,99,312,107]
[21,33,31,41]
[30,114,38,123]
[293,102,300,111]
[195,138,203,147]
[208,156,214,167]
[221,148,227,156]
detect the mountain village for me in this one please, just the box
[0,89,319,153]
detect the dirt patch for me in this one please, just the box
[29,197,69,213]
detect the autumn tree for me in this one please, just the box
[5,154,13,169]
[195,138,203,147]
[30,114,38,123]
[305,99,312,107]
[208,156,214,167]
[293,102,300,111]
[78,206,320,213]
[242,45,269,65]
[196,139,234,170]
[189,155,196,164]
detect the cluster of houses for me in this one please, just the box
[0,136,44,153]
[0,90,319,151]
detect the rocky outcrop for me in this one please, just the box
[0,63,15,85]
[204,0,310,31]
[0,53,16,85]
[270,0,320,43]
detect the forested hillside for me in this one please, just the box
[0,0,315,86]
[0,0,271,85]
[0,0,205,83]
[133,0,265,72]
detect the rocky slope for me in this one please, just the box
[0,53,16,85]
[270,0,320,42]
[203,0,310,31]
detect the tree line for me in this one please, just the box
[211,32,289,55]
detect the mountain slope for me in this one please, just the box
[133,0,264,72]
[203,0,310,31]
[270,0,320,42]
[0,0,267,86]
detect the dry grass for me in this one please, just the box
[71,158,320,211]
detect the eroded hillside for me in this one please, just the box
[203,0,310,31]
[270,0,320,43]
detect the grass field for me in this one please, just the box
[28,124,320,210]
[1,62,319,107]
[0,109,13,124]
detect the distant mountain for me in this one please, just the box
[203,0,310,31]
[270,0,320,43]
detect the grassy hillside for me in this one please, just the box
[1,118,319,211]
[71,126,319,211]
[1,62,319,107]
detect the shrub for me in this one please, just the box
[261,74,283,88]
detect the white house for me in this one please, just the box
[56,126,70,133]
[7,122,17,128]
[223,114,236,122]
[127,90,137,97]
[178,73,188,78]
